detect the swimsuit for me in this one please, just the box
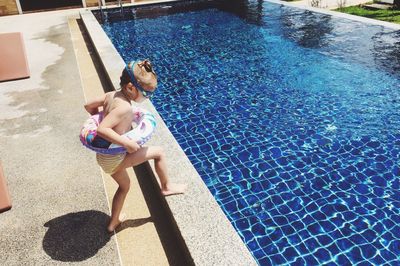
[90,123,126,174]
[96,153,126,174]
[93,135,126,174]
[92,135,112,148]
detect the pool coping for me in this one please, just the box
[79,4,257,266]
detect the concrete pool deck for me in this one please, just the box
[0,7,190,266]
[0,9,120,264]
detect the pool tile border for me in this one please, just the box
[80,7,257,266]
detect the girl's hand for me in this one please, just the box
[84,94,106,115]
[124,140,141,153]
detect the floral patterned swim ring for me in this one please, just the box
[79,107,157,155]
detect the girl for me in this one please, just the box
[84,59,186,233]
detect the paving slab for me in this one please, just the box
[0,9,120,265]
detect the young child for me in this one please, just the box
[84,59,186,233]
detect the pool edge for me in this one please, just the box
[79,7,258,266]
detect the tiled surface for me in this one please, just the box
[97,0,400,264]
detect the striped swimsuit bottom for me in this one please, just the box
[96,153,126,174]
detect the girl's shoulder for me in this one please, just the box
[107,93,132,114]
[105,91,117,100]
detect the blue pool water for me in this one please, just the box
[96,0,400,264]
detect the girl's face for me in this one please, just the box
[124,60,157,102]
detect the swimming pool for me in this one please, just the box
[94,0,400,264]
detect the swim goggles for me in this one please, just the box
[125,61,155,99]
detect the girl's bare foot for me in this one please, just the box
[161,183,187,196]
[107,213,126,233]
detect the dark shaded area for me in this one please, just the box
[76,19,114,92]
[43,210,152,262]
[372,30,400,75]
[216,0,265,25]
[93,0,264,25]
[394,0,400,9]
[93,0,218,24]
[115,217,153,233]
[20,0,82,12]
[279,9,334,48]
[134,162,194,266]
[42,210,111,262]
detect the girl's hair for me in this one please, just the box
[120,59,157,87]
[120,67,131,87]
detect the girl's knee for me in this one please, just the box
[153,146,166,160]
[119,180,130,193]
[112,170,131,192]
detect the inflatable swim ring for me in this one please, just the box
[80,107,156,154]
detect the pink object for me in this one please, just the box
[0,161,12,213]
[80,107,157,154]
[0,32,30,82]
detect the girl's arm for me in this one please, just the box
[97,104,140,153]
[84,94,106,115]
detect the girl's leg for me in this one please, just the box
[108,168,130,232]
[116,146,186,196]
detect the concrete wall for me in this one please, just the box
[86,0,135,8]
[0,0,138,15]
[0,0,19,16]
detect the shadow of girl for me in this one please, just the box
[42,210,111,262]
[42,210,152,262]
